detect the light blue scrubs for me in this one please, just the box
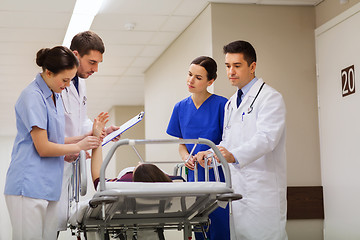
[167,94,230,240]
[4,73,65,201]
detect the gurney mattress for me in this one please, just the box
[73,181,231,229]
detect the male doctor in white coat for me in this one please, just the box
[197,40,287,240]
[58,31,120,234]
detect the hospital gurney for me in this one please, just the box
[69,138,242,240]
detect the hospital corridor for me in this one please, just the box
[1,0,360,239]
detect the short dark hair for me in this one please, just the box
[133,163,172,182]
[36,46,79,74]
[70,31,105,56]
[223,40,256,66]
[191,56,217,81]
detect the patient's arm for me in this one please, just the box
[91,112,109,184]
[91,144,102,183]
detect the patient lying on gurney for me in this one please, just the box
[71,115,233,240]
[90,113,177,190]
[76,113,176,239]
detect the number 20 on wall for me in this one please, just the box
[341,65,355,97]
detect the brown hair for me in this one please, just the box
[191,56,217,81]
[70,31,105,56]
[133,163,172,182]
[36,46,79,74]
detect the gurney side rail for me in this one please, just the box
[99,138,232,191]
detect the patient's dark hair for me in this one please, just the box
[133,164,172,182]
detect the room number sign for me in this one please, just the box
[341,65,355,97]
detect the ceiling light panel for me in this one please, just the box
[62,0,105,47]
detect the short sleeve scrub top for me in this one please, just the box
[167,94,227,182]
[4,73,65,202]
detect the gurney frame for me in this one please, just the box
[70,138,242,240]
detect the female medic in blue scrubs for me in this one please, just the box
[167,56,229,240]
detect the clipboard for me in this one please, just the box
[101,111,144,146]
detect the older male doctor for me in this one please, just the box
[197,40,287,240]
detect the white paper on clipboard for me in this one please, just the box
[102,111,144,146]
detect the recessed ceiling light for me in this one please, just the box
[62,0,105,47]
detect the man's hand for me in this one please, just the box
[217,146,236,163]
[195,151,212,168]
[196,147,235,167]
[105,125,121,141]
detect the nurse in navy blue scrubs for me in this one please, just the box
[167,56,230,240]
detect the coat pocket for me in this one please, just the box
[244,170,280,208]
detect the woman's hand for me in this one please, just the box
[64,152,91,163]
[76,136,101,151]
[64,153,78,163]
[183,154,196,170]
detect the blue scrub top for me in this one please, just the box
[167,94,227,181]
[4,73,65,201]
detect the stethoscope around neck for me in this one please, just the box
[225,82,265,129]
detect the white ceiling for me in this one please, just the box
[0,0,321,136]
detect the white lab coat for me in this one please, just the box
[220,78,287,240]
[58,78,93,231]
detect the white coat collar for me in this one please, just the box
[239,78,264,107]
[229,78,264,110]
[65,76,86,104]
